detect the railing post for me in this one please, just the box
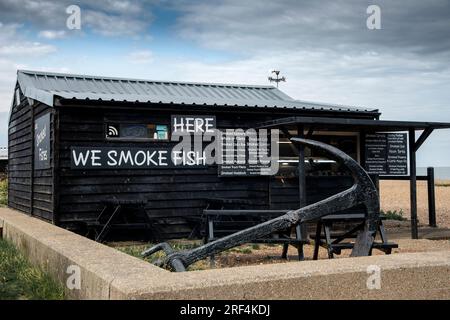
[427,167,437,227]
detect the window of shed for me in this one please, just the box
[106,123,168,140]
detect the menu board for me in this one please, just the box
[218,130,273,176]
[365,133,407,175]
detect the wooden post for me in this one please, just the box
[297,125,307,240]
[409,129,418,239]
[52,109,60,226]
[427,167,437,227]
[359,131,366,169]
[29,102,35,216]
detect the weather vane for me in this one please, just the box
[268,70,286,88]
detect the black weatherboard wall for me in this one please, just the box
[8,70,380,239]
[8,87,54,221]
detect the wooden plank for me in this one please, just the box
[379,175,428,181]
[205,210,289,216]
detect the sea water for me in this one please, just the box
[417,167,450,180]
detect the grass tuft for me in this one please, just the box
[381,209,407,221]
[115,240,263,271]
[115,240,210,271]
[0,179,7,207]
[0,239,65,300]
[436,182,450,187]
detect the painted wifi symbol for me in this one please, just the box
[108,125,119,137]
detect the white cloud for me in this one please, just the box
[0,0,154,38]
[0,43,56,56]
[102,0,142,15]
[0,57,23,114]
[0,23,58,117]
[127,50,154,64]
[0,23,22,42]
[0,23,57,57]
[82,10,149,37]
[38,30,67,39]
[176,0,450,59]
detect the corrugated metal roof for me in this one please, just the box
[16,70,378,114]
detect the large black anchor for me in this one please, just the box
[142,138,379,272]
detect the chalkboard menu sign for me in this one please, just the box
[218,130,273,176]
[365,133,407,175]
[34,113,51,170]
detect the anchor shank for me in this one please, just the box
[179,187,361,266]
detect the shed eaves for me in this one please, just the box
[16,70,378,114]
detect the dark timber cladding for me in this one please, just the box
[8,70,450,240]
[8,85,54,221]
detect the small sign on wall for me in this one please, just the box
[365,133,407,175]
[171,115,216,135]
[34,113,51,170]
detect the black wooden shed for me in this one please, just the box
[8,70,450,240]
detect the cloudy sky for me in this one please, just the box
[0,0,449,166]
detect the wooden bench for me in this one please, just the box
[311,213,398,259]
[204,209,306,261]
[188,197,256,239]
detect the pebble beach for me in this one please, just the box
[380,180,450,228]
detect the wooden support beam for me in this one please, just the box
[427,167,437,227]
[359,130,366,168]
[280,126,292,139]
[379,175,428,181]
[297,125,307,241]
[280,126,300,156]
[306,127,314,138]
[409,129,418,239]
[29,102,35,216]
[52,109,60,226]
[414,128,433,152]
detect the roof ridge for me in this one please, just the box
[17,69,278,90]
[292,99,373,111]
